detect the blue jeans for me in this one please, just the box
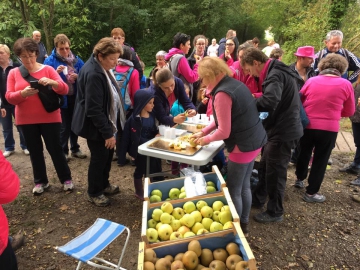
[1,107,27,151]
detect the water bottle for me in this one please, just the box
[184,176,197,198]
[259,112,269,120]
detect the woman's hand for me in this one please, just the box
[105,136,116,149]
[191,131,205,139]
[186,109,197,117]
[38,77,59,89]
[173,114,186,124]
[225,49,231,60]
[20,86,39,98]
[1,108,6,118]
[202,97,209,105]
[69,73,78,81]
[56,65,66,74]
[358,97,360,106]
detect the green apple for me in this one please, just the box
[200,206,213,218]
[180,213,195,228]
[152,209,163,222]
[150,195,161,203]
[170,231,183,240]
[201,217,213,231]
[183,231,196,238]
[161,202,174,214]
[169,188,180,200]
[207,181,215,187]
[147,219,157,229]
[180,186,185,193]
[160,212,172,224]
[190,210,202,223]
[219,211,232,225]
[221,205,230,212]
[210,221,223,232]
[166,198,171,201]
[179,192,186,199]
[197,228,209,235]
[155,222,163,230]
[177,225,190,235]
[151,189,162,199]
[170,219,181,231]
[212,201,224,211]
[196,200,208,211]
[191,222,204,234]
[206,186,216,193]
[171,207,185,220]
[146,228,158,242]
[157,224,173,241]
[223,221,233,230]
[183,201,196,214]
[212,211,221,222]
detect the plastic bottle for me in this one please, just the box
[184,176,197,198]
[259,112,269,120]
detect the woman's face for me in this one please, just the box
[225,40,235,55]
[238,50,244,64]
[56,42,70,58]
[156,56,166,68]
[180,40,191,55]
[19,50,37,71]
[113,35,125,46]
[98,53,120,70]
[159,78,175,97]
[0,48,10,65]
[195,38,206,55]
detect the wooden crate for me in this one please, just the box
[138,222,256,270]
[144,165,226,207]
[141,187,239,248]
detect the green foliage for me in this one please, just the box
[341,2,360,57]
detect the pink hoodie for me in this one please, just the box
[165,48,198,83]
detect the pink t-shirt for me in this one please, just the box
[202,92,261,164]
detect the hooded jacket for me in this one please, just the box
[288,62,316,89]
[118,89,157,164]
[0,60,20,109]
[257,59,303,141]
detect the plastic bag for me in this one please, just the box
[183,169,207,198]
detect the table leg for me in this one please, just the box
[146,156,150,177]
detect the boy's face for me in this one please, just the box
[144,98,154,112]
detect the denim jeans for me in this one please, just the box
[1,107,27,151]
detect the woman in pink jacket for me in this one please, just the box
[295,54,355,203]
[0,150,20,269]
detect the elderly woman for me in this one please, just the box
[6,38,72,195]
[146,50,167,88]
[0,44,28,157]
[192,57,267,235]
[295,54,355,203]
[44,34,86,161]
[72,38,123,207]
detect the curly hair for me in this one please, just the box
[318,53,348,74]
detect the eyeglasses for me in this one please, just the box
[58,47,70,51]
[19,55,36,59]
[226,43,235,46]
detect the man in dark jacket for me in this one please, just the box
[32,30,48,64]
[241,48,303,223]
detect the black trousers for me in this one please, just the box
[253,140,296,217]
[87,139,114,196]
[134,153,164,182]
[352,122,360,165]
[60,96,80,154]
[0,238,18,270]
[295,129,337,195]
[18,123,71,185]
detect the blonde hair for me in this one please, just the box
[198,57,232,85]
[0,44,10,55]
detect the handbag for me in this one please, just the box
[19,65,64,112]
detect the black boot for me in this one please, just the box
[240,222,249,237]
[134,178,144,200]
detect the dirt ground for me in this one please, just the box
[2,129,360,270]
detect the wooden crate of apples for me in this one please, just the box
[144,165,226,206]
[141,188,239,248]
[138,222,256,270]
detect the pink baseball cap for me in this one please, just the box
[294,46,315,58]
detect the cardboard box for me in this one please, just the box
[141,187,239,248]
[144,165,226,207]
[138,222,256,270]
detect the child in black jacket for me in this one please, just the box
[119,89,163,200]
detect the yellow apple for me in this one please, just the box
[200,206,213,218]
[191,222,204,234]
[170,219,181,231]
[160,212,172,224]
[152,209,163,222]
[201,217,213,230]
[218,211,232,225]
[157,224,173,241]
[169,188,181,200]
[146,228,158,242]
[210,221,223,232]
[223,221,233,230]
[190,210,202,223]
[212,201,224,211]
[180,214,195,228]
[169,231,183,240]
[172,207,185,220]
[151,189,162,199]
[161,202,174,214]
[177,225,190,235]
[184,231,196,238]
[212,211,221,222]
[221,205,230,212]
[183,201,196,214]
[196,200,208,211]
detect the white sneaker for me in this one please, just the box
[63,180,74,191]
[32,183,50,195]
[3,150,15,158]
[23,149,30,155]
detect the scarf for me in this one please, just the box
[319,68,342,77]
[56,51,78,94]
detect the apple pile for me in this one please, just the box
[149,182,217,203]
[146,200,233,243]
[143,239,249,270]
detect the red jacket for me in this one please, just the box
[0,151,20,255]
[231,61,262,98]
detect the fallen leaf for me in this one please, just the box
[335,180,342,184]
[62,236,69,239]
[301,255,310,261]
[59,205,69,211]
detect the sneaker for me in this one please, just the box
[294,179,304,188]
[10,230,25,251]
[303,193,326,203]
[254,211,283,223]
[166,160,172,165]
[32,183,50,195]
[103,184,120,195]
[351,194,360,203]
[339,165,360,175]
[130,159,136,166]
[87,194,110,207]
[112,155,118,161]
[65,153,70,162]
[350,178,360,186]
[23,149,30,155]
[327,157,333,165]
[63,180,74,191]
[117,159,130,167]
[3,150,15,158]
[240,222,249,237]
[71,150,87,159]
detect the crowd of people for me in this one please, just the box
[1,27,360,268]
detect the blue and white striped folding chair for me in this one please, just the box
[56,218,130,270]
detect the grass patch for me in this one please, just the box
[144,66,154,77]
[340,118,352,132]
